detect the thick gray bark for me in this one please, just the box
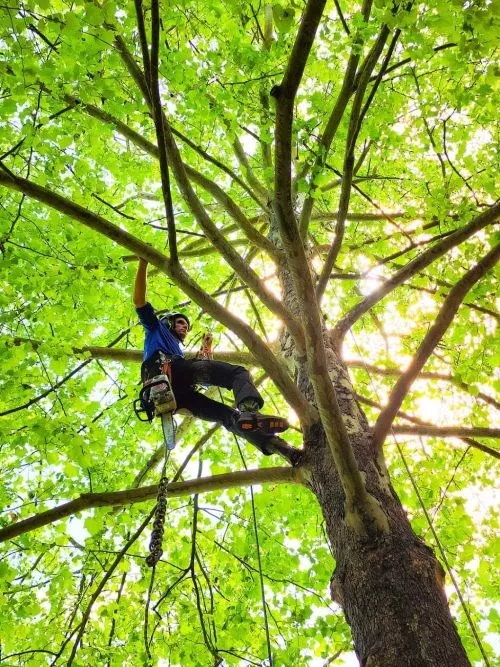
[300,350,470,666]
[278,249,470,665]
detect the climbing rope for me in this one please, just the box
[249,483,273,667]
[143,418,175,661]
[145,472,169,567]
[143,344,272,659]
[218,387,274,666]
[349,330,490,666]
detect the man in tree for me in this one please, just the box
[134,257,289,455]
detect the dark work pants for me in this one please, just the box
[141,352,274,454]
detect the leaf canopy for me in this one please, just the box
[0,0,498,664]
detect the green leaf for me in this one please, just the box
[0,1,497,663]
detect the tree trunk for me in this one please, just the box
[299,349,471,666]
[270,199,471,664]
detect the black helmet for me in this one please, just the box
[160,311,191,331]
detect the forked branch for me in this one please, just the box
[64,95,277,258]
[298,0,374,237]
[372,242,500,450]
[0,171,313,422]
[332,201,500,345]
[113,34,305,350]
[316,25,392,301]
[273,0,327,215]
[272,0,388,535]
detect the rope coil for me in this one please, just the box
[146,393,176,567]
[146,473,169,567]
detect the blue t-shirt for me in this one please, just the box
[136,302,184,361]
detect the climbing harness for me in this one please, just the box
[134,358,177,450]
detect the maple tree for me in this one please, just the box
[0,0,498,665]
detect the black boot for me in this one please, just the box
[236,410,289,435]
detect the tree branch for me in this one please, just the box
[8,338,257,366]
[332,201,500,345]
[274,0,327,221]
[0,467,303,543]
[91,193,136,220]
[356,393,500,459]
[0,330,128,416]
[38,343,499,415]
[372,242,500,451]
[348,359,500,411]
[112,35,304,350]
[27,23,59,51]
[86,347,255,365]
[298,0,374,237]
[148,0,178,262]
[0,359,90,417]
[66,95,274,254]
[370,42,457,83]
[133,0,151,83]
[312,210,405,222]
[230,135,268,200]
[391,425,500,441]
[357,28,399,130]
[333,0,350,35]
[369,229,455,269]
[65,93,262,211]
[271,0,389,536]
[185,167,282,261]
[67,510,154,665]
[316,25,391,300]
[170,125,265,208]
[0,171,314,423]
[400,271,500,322]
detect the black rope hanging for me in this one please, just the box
[146,449,170,568]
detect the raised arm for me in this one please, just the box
[133,258,148,307]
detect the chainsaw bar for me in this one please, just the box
[161,412,176,450]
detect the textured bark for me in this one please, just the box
[278,246,470,665]
[301,352,471,666]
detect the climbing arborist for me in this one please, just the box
[134,258,289,455]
